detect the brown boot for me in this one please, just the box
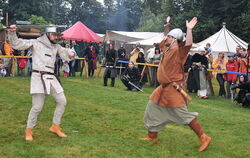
[139,131,158,141]
[189,119,211,152]
[49,124,67,138]
[25,128,33,141]
[198,134,211,152]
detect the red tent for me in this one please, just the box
[60,21,101,42]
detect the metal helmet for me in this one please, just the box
[45,26,62,36]
[45,27,57,33]
[167,28,184,41]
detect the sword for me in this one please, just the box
[172,82,192,102]
[122,75,143,92]
[128,81,143,92]
[101,65,126,69]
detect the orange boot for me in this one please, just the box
[189,119,211,152]
[49,124,67,138]
[25,128,33,141]
[198,134,211,152]
[139,131,158,141]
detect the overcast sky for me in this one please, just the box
[96,0,104,4]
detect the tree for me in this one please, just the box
[66,0,106,33]
[138,0,250,42]
[50,0,71,25]
[143,0,163,15]
[29,15,49,25]
[136,8,163,32]
[6,0,54,24]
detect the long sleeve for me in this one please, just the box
[57,45,75,62]
[232,62,238,83]
[212,59,219,69]
[8,31,34,50]
[163,23,170,37]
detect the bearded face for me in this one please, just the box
[165,35,175,46]
[46,33,58,44]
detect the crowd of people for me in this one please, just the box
[0,39,101,78]
[1,36,249,98]
[186,44,250,101]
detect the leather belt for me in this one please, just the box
[32,70,61,94]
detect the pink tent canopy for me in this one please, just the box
[60,21,101,42]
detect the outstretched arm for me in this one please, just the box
[163,16,171,37]
[185,17,198,46]
[7,25,34,50]
[57,46,75,61]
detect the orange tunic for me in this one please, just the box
[4,42,11,56]
[237,57,250,73]
[150,40,192,108]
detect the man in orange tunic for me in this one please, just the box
[140,17,211,152]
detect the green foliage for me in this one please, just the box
[0,23,5,29]
[29,15,49,25]
[136,8,163,32]
[7,0,53,24]
[1,0,249,41]
[138,0,250,42]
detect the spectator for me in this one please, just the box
[72,40,82,73]
[26,48,32,76]
[0,58,7,77]
[117,43,127,76]
[103,44,117,87]
[205,43,213,69]
[146,43,158,62]
[130,42,144,63]
[237,48,250,79]
[62,60,70,77]
[136,52,148,85]
[191,47,209,99]
[212,52,227,97]
[17,51,28,76]
[151,47,161,87]
[205,43,212,54]
[85,44,97,77]
[224,53,238,99]
[69,41,79,77]
[4,40,12,56]
[3,40,13,76]
[231,75,250,107]
[235,45,242,57]
[121,61,142,91]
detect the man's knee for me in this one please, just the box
[31,106,43,113]
[56,93,67,106]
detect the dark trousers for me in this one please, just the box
[88,60,95,77]
[69,60,76,77]
[104,77,115,87]
[226,80,233,99]
[121,77,132,90]
[216,74,226,96]
[88,68,95,77]
[121,78,141,91]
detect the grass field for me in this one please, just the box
[1,76,250,158]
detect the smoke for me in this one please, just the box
[107,0,129,31]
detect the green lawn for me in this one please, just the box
[0,77,250,158]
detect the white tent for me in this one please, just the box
[96,30,161,43]
[128,33,164,45]
[191,24,248,53]
[129,33,199,49]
